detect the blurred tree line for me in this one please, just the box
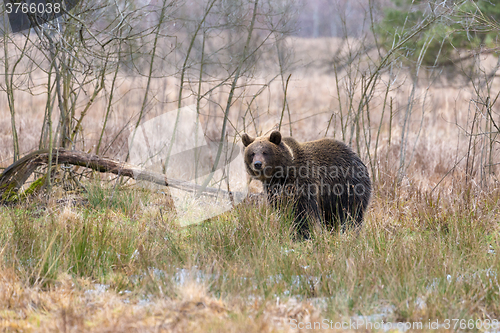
[296,0,499,69]
[376,0,500,67]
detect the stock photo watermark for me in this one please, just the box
[2,0,79,33]
[127,105,247,226]
[289,318,500,331]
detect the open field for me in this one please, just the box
[1,21,500,332]
[1,175,500,331]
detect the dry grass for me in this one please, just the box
[1,35,500,332]
[0,178,499,331]
[0,269,324,332]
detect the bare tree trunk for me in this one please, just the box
[3,34,20,162]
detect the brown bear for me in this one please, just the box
[242,130,371,238]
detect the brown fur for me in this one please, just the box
[242,130,371,238]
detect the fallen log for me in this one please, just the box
[0,148,244,201]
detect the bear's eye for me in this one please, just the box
[262,151,268,156]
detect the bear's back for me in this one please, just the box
[283,137,356,165]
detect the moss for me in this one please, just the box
[0,175,46,203]
[23,175,46,196]
[0,182,20,202]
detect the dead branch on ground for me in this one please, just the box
[0,149,242,202]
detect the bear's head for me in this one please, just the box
[241,130,292,182]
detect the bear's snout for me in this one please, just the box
[253,161,263,170]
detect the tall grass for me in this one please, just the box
[1,175,499,330]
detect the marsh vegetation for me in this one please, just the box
[1,0,500,331]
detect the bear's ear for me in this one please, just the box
[269,131,281,145]
[242,133,254,147]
